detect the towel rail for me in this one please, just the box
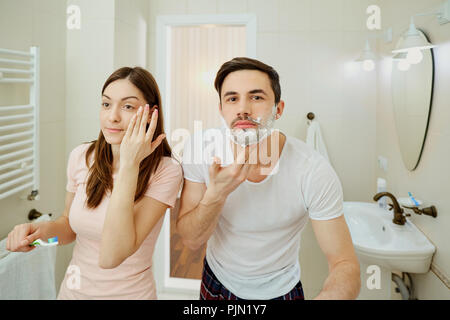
[0,104,34,112]
[0,58,33,66]
[0,130,34,142]
[0,46,39,201]
[0,147,33,161]
[0,122,34,132]
[0,166,33,181]
[0,68,33,75]
[0,174,33,191]
[0,113,34,122]
[0,78,33,84]
[0,156,34,171]
[0,139,34,152]
[0,182,34,199]
[0,48,33,57]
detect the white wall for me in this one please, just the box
[0,0,67,291]
[377,0,450,299]
[66,0,148,154]
[114,0,149,69]
[147,0,378,299]
[65,0,115,154]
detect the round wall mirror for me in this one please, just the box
[391,29,434,171]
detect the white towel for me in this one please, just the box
[0,214,57,300]
[306,119,330,163]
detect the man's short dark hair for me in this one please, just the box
[214,57,281,104]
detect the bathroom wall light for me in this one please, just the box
[393,52,407,59]
[391,17,435,65]
[397,60,411,71]
[356,39,376,71]
[354,28,393,72]
[391,0,450,64]
[393,52,410,71]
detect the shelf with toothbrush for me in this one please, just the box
[397,193,437,219]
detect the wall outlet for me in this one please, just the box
[378,156,388,172]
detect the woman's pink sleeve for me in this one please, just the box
[144,158,183,209]
[66,145,84,193]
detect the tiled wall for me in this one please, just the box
[65,0,149,153]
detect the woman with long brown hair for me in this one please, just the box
[6,67,183,299]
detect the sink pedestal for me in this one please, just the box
[357,261,392,300]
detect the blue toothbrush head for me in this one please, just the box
[408,192,420,206]
[47,236,58,243]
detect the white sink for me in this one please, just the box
[343,201,435,274]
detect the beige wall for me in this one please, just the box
[65,0,115,154]
[0,0,67,290]
[114,0,149,70]
[147,0,378,299]
[377,0,450,299]
[65,0,148,153]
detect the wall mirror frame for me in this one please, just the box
[391,29,435,171]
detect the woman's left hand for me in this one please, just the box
[119,104,166,168]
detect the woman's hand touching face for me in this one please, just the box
[119,104,166,169]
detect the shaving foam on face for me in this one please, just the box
[222,105,278,147]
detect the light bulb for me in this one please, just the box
[406,48,423,64]
[362,59,375,71]
[397,59,411,71]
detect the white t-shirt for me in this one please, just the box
[181,127,344,299]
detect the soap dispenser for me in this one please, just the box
[377,178,387,210]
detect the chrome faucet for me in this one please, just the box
[373,192,407,225]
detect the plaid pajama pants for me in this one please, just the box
[200,259,305,300]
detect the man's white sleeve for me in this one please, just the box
[303,156,344,220]
[181,134,206,183]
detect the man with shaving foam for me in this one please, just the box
[177,57,361,300]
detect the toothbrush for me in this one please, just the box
[30,236,59,247]
[408,192,420,206]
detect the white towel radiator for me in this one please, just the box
[0,47,40,200]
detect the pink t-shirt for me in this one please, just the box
[57,143,182,300]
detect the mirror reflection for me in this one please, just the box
[391,29,434,171]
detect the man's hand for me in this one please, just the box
[207,144,258,198]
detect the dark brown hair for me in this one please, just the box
[214,57,281,104]
[84,66,172,209]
